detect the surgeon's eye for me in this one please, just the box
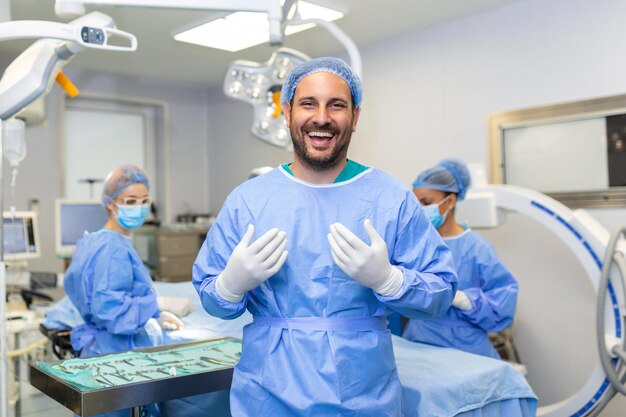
[329,102,347,110]
[121,197,152,206]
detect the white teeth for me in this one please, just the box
[307,131,333,138]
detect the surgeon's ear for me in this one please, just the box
[351,106,361,132]
[448,193,458,209]
[282,101,292,125]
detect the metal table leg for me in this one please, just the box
[14,332,21,417]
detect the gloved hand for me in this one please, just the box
[157,296,195,318]
[215,224,288,302]
[157,311,184,330]
[452,290,473,311]
[327,219,403,296]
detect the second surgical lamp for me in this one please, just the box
[223,48,310,148]
[223,1,362,149]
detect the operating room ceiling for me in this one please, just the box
[2,0,523,87]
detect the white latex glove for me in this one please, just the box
[215,224,288,302]
[452,290,473,311]
[327,219,403,296]
[157,311,184,330]
[157,296,195,318]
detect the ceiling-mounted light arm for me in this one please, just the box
[0,11,136,120]
[0,20,137,50]
[280,0,297,35]
[288,16,362,78]
[55,0,285,45]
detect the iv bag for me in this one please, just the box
[3,117,26,166]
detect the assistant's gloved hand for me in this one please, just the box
[157,311,184,330]
[452,290,473,311]
[327,219,403,296]
[215,224,288,302]
[157,296,195,318]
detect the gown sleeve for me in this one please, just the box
[376,195,458,319]
[91,245,159,335]
[193,199,249,319]
[456,240,518,332]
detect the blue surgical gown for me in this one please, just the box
[403,229,518,358]
[64,229,161,417]
[65,229,160,357]
[193,166,457,416]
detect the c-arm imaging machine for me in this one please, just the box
[458,168,626,417]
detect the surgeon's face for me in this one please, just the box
[107,183,150,214]
[284,72,360,171]
[413,188,451,214]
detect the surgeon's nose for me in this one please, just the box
[312,106,330,125]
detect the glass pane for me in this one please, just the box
[503,117,608,193]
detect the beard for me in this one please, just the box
[290,122,352,172]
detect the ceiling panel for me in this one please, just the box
[2,0,523,86]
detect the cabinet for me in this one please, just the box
[133,226,207,282]
[156,230,203,282]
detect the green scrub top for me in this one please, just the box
[281,159,369,183]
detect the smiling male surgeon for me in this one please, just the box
[193,57,457,416]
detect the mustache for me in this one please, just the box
[303,122,338,135]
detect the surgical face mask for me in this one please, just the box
[422,195,451,229]
[115,204,150,230]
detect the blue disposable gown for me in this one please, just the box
[403,229,518,358]
[64,229,162,417]
[193,166,457,416]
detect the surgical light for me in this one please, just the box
[224,48,310,148]
[0,12,136,120]
[174,1,343,52]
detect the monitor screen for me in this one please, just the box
[3,212,39,260]
[55,200,108,256]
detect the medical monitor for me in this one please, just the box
[3,211,40,260]
[55,199,108,257]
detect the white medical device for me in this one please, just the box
[2,211,40,261]
[457,168,626,417]
[0,12,137,120]
[55,199,108,257]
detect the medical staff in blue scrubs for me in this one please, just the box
[65,165,182,417]
[193,57,457,417]
[403,159,518,358]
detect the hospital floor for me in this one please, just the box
[9,390,72,417]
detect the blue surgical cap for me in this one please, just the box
[412,158,472,201]
[280,57,362,107]
[102,164,150,206]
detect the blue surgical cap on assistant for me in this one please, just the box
[102,164,150,206]
[280,57,362,107]
[412,158,472,201]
